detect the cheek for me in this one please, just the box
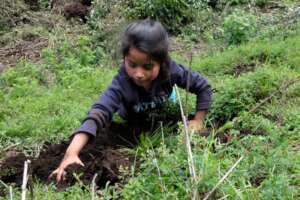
[150,66,160,80]
[125,65,134,77]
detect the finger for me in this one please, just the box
[49,169,58,179]
[62,171,67,181]
[76,159,85,167]
[56,170,64,183]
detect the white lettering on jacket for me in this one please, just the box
[133,95,168,113]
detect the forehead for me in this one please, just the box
[127,47,151,63]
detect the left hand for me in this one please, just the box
[187,119,204,133]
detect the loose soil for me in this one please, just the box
[0,112,266,197]
[0,122,146,195]
[0,112,181,196]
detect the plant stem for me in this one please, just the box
[91,173,98,200]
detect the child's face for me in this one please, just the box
[124,47,160,89]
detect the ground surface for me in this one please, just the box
[0,122,139,194]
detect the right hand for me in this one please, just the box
[49,132,89,182]
[50,153,84,183]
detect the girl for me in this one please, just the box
[51,19,212,182]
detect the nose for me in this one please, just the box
[134,67,145,80]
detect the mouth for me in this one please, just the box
[133,77,144,83]
[133,79,144,85]
[133,79,150,88]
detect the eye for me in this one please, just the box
[143,63,153,70]
[128,60,138,68]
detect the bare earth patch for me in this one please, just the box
[0,37,48,71]
[0,122,141,195]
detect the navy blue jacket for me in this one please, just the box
[73,60,212,138]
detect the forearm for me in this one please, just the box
[65,133,89,156]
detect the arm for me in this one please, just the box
[171,61,212,131]
[65,133,89,156]
[72,74,124,138]
[50,74,124,182]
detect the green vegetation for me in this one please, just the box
[124,0,202,33]
[1,0,300,199]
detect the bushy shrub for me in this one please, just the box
[124,0,207,34]
[222,10,257,44]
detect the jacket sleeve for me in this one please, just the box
[71,75,123,139]
[171,61,213,111]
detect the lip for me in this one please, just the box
[132,78,151,88]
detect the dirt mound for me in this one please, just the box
[0,122,143,195]
[64,2,90,23]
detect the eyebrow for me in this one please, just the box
[127,58,152,66]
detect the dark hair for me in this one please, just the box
[121,19,170,81]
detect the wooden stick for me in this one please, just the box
[9,186,13,200]
[249,76,300,113]
[216,76,300,134]
[203,156,244,200]
[21,160,31,200]
[160,121,165,146]
[91,173,98,200]
[175,84,199,200]
[217,195,229,200]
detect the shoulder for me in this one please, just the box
[107,64,137,98]
[168,59,187,78]
[111,64,130,87]
[169,59,188,73]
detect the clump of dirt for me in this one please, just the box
[64,2,90,23]
[250,175,267,187]
[232,63,256,76]
[215,128,266,143]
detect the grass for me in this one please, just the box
[1,16,300,200]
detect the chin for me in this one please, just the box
[133,79,143,84]
[134,80,150,88]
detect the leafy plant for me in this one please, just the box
[222,10,258,44]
